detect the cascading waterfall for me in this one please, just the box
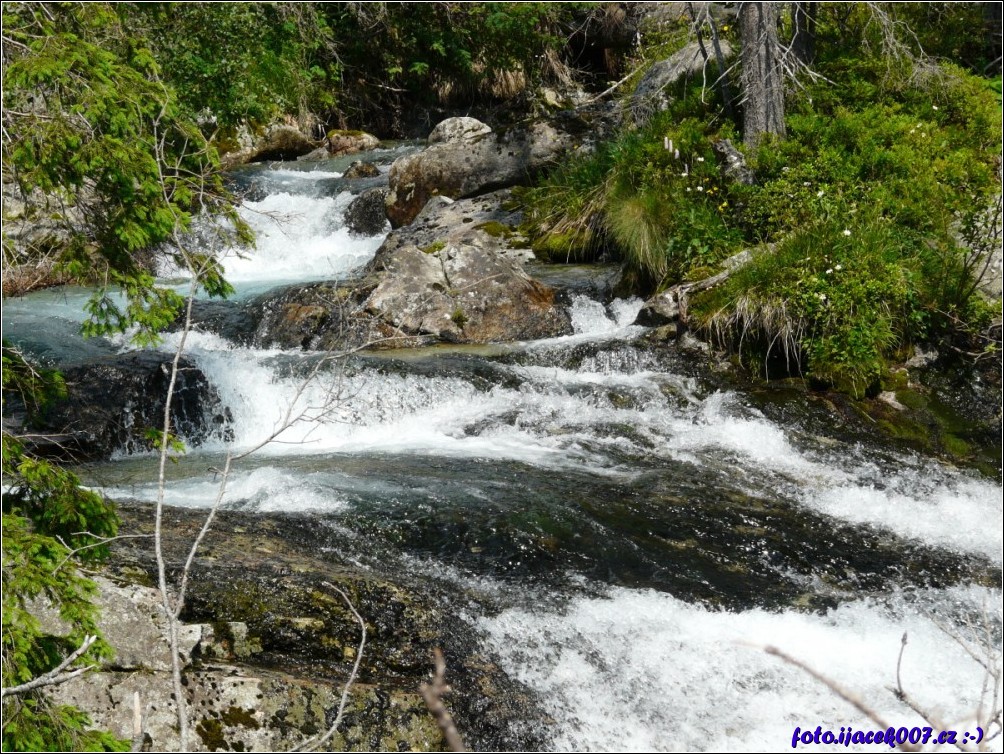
[6,157,1000,752]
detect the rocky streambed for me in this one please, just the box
[5,118,1002,751]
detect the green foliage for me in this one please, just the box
[3,2,244,345]
[0,6,240,745]
[320,3,573,128]
[2,352,126,751]
[710,59,1001,387]
[736,60,1000,244]
[523,114,741,286]
[811,3,1001,78]
[524,21,1000,394]
[123,3,337,129]
[518,144,613,262]
[692,218,928,395]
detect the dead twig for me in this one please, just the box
[289,583,367,753]
[420,648,467,753]
[764,644,921,752]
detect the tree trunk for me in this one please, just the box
[792,2,818,67]
[740,2,786,147]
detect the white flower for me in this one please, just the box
[842,229,852,236]
[697,186,704,192]
[803,182,811,187]
[826,268,833,274]
[697,157,705,162]
[835,264,843,271]
[816,190,824,198]
[817,293,827,301]
[932,105,939,110]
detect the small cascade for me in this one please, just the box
[8,155,1000,752]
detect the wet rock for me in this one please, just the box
[385,119,577,228]
[905,345,939,369]
[327,129,380,157]
[24,353,229,461]
[220,125,321,168]
[48,502,549,752]
[296,145,331,162]
[245,282,400,351]
[636,289,681,327]
[249,125,319,163]
[343,160,382,179]
[428,116,493,144]
[380,189,531,266]
[344,187,390,236]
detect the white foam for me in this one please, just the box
[219,191,382,285]
[151,325,1004,561]
[265,168,344,181]
[481,584,1001,752]
[807,472,1003,560]
[99,465,346,513]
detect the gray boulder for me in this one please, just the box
[247,125,318,162]
[428,116,493,144]
[343,160,382,179]
[363,234,571,343]
[326,129,380,156]
[344,187,391,236]
[386,120,576,228]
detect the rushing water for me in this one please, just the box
[4,156,1001,752]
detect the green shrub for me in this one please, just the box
[694,217,941,396]
[522,115,741,284]
[2,348,127,751]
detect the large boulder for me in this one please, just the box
[248,124,318,162]
[327,129,380,157]
[362,233,571,343]
[631,39,734,126]
[378,188,532,267]
[428,116,493,144]
[220,124,320,167]
[43,502,547,752]
[385,119,576,228]
[24,352,230,461]
[344,187,391,236]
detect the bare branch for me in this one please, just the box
[763,644,921,752]
[1,635,98,698]
[420,648,467,753]
[289,582,367,753]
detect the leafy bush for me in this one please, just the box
[123,3,336,130]
[2,348,127,751]
[692,218,929,395]
[524,45,999,393]
[320,2,573,130]
[733,61,1000,245]
[522,114,741,286]
[3,2,244,343]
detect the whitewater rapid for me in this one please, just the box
[28,158,1000,752]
